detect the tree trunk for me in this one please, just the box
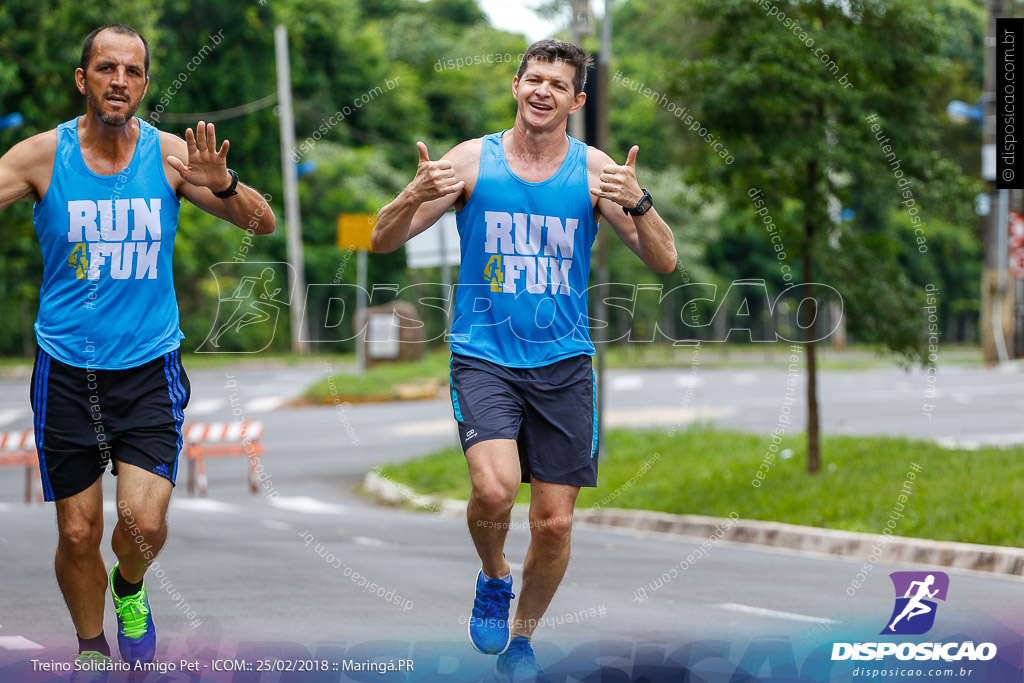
[805,160,821,474]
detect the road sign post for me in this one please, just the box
[338,214,377,374]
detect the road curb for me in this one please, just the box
[362,472,1024,577]
[362,470,467,517]
[575,509,1024,577]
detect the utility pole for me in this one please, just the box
[594,0,611,453]
[569,0,593,141]
[983,0,1011,363]
[275,25,309,353]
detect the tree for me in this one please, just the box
[664,0,977,472]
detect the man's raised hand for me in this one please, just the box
[167,121,233,193]
[408,141,464,203]
[590,145,643,208]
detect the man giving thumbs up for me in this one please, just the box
[373,38,676,683]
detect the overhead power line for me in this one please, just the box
[144,93,278,123]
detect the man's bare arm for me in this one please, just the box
[589,146,677,274]
[0,131,57,211]
[163,123,275,235]
[372,140,478,253]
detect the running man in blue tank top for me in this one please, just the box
[0,24,275,673]
[374,39,677,682]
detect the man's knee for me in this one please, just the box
[117,506,166,541]
[58,517,103,556]
[529,512,573,545]
[471,481,518,515]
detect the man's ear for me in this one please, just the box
[512,75,520,101]
[75,67,87,95]
[570,91,587,115]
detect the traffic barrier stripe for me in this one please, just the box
[0,429,35,452]
[3,420,266,502]
[0,429,42,503]
[184,420,266,497]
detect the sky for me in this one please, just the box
[477,0,565,42]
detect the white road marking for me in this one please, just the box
[675,375,706,388]
[0,408,28,428]
[951,393,972,405]
[937,433,1024,450]
[609,375,644,391]
[713,603,840,625]
[0,636,45,650]
[394,420,459,437]
[184,399,224,417]
[172,499,240,513]
[394,406,737,435]
[351,536,395,547]
[605,407,735,429]
[269,496,348,514]
[245,396,289,413]
[262,519,295,531]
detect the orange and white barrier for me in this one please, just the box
[0,430,42,503]
[183,421,265,496]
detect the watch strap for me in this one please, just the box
[213,169,239,198]
[623,188,653,216]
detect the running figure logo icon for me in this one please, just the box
[197,262,292,353]
[881,571,949,635]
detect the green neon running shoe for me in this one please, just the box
[109,563,156,664]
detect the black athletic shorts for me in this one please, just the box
[30,347,191,502]
[449,352,598,487]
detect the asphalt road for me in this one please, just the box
[0,359,1021,681]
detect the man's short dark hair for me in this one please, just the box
[516,39,593,95]
[81,24,150,77]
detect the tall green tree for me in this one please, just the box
[667,0,977,472]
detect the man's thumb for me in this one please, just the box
[417,141,430,164]
[625,145,639,168]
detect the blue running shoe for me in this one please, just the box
[468,570,514,654]
[496,637,549,683]
[109,564,156,664]
[70,651,111,683]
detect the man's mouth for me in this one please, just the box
[529,101,554,113]
[105,93,129,106]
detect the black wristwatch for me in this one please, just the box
[623,188,653,216]
[213,169,239,198]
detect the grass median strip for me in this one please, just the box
[303,350,451,402]
[377,428,1024,548]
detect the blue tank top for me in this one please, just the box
[33,117,183,369]
[450,131,598,367]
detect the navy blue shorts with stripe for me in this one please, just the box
[30,347,190,502]
[449,352,599,488]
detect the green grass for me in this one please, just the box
[378,428,1024,548]
[303,349,451,401]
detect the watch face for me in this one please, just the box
[637,193,653,213]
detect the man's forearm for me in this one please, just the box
[633,209,677,274]
[223,184,275,234]
[372,189,421,253]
